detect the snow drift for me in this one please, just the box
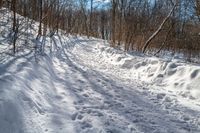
[97,44,200,101]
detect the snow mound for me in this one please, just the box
[97,45,200,100]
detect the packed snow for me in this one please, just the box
[1,8,200,133]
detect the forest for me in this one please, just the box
[0,0,200,61]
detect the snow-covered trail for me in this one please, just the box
[51,36,200,133]
[0,35,200,133]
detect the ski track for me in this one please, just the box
[0,36,200,133]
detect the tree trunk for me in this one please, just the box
[0,0,3,8]
[37,0,42,38]
[89,0,93,36]
[111,0,117,47]
[11,0,17,54]
[142,2,178,53]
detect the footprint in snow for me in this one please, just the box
[97,79,101,82]
[73,100,84,106]
[77,114,84,120]
[81,121,92,129]
[156,93,166,100]
[78,88,84,92]
[83,93,89,97]
[71,112,84,121]
[77,79,85,84]
[71,112,78,120]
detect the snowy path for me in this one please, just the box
[0,36,200,133]
[65,37,200,133]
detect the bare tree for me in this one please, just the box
[111,0,117,46]
[11,0,17,54]
[37,0,42,38]
[142,0,178,53]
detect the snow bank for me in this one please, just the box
[0,53,80,132]
[97,44,200,101]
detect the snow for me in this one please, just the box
[1,8,200,133]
